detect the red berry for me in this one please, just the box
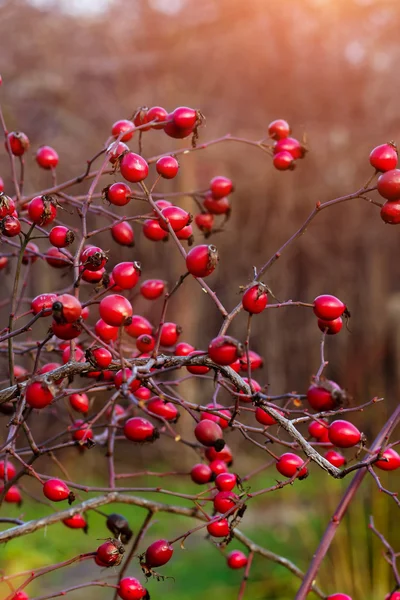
[69,393,89,413]
[62,345,85,363]
[136,334,156,353]
[1,215,21,237]
[215,472,236,491]
[112,262,141,290]
[0,177,3,192]
[386,594,400,600]
[164,119,194,139]
[186,354,210,376]
[191,463,213,484]
[120,152,149,183]
[375,447,400,471]
[96,539,125,567]
[105,182,132,206]
[0,193,15,218]
[175,342,195,356]
[194,420,225,450]
[112,221,135,246]
[125,315,153,338]
[239,350,263,372]
[124,417,156,442]
[273,150,295,171]
[210,176,233,199]
[324,450,346,468]
[206,445,233,465]
[71,419,93,442]
[6,131,30,156]
[51,320,81,340]
[0,256,7,269]
[370,143,398,172]
[52,294,82,323]
[81,245,108,271]
[276,453,308,479]
[28,195,57,226]
[145,539,174,567]
[112,119,134,142]
[327,595,352,600]
[133,108,150,130]
[308,419,329,442]
[118,577,147,600]
[49,225,74,248]
[2,485,22,504]
[328,420,361,448]
[159,206,191,232]
[43,478,74,502]
[26,382,53,409]
[45,247,72,268]
[0,460,16,480]
[172,106,197,129]
[307,384,337,411]
[62,513,88,530]
[176,223,193,241]
[10,592,29,600]
[147,398,179,421]
[268,119,291,140]
[208,335,242,366]
[227,550,248,569]
[36,145,59,169]
[159,322,181,347]
[114,368,141,393]
[143,218,168,241]
[89,347,113,369]
[186,244,219,277]
[134,387,151,401]
[195,213,214,233]
[81,267,105,284]
[207,518,230,537]
[213,491,238,513]
[242,284,268,314]
[203,193,231,215]
[31,292,58,316]
[381,200,400,224]
[95,318,119,342]
[377,168,400,200]
[200,403,231,429]
[313,295,346,320]
[146,105,168,129]
[274,137,305,159]
[140,279,165,300]
[238,377,262,403]
[99,294,133,327]
[318,317,343,334]
[255,406,283,426]
[22,241,40,264]
[209,460,228,478]
[156,156,179,179]
[107,141,129,164]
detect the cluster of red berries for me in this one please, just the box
[268,119,306,171]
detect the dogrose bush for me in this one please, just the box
[0,73,399,600]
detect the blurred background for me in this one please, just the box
[1,0,400,598]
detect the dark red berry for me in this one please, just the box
[1,215,21,237]
[124,417,156,442]
[381,200,400,224]
[145,539,174,567]
[313,295,346,321]
[194,420,225,450]
[307,384,337,411]
[191,463,213,484]
[96,539,125,567]
[318,317,343,334]
[268,119,291,140]
[377,169,400,200]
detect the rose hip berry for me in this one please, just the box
[159,206,191,232]
[120,152,149,183]
[36,145,59,169]
[268,119,291,140]
[227,550,248,569]
[318,317,343,334]
[307,384,338,411]
[210,176,233,199]
[69,393,90,414]
[112,221,135,246]
[52,294,82,323]
[136,334,156,353]
[326,595,352,600]
[377,168,400,200]
[242,284,268,314]
[274,137,305,159]
[31,292,58,316]
[99,295,133,327]
[190,463,213,484]
[0,460,16,480]
[49,225,74,248]
[145,539,174,567]
[195,212,214,233]
[125,315,153,338]
[194,420,225,450]
[105,182,132,206]
[325,450,346,468]
[213,491,238,513]
[328,420,361,448]
[375,447,400,471]
[96,539,125,567]
[313,295,346,320]
[118,577,147,600]
[124,417,156,442]
[159,322,181,347]
[215,472,236,492]
[140,279,165,300]
[2,485,22,504]
[6,131,30,156]
[143,218,168,241]
[87,347,112,369]
[273,150,295,171]
[369,143,398,172]
[28,195,57,226]
[26,382,54,409]
[381,200,400,224]
[255,406,283,426]
[203,193,231,215]
[207,518,230,537]
[43,478,74,503]
[112,262,141,290]
[276,453,308,479]
[186,244,219,277]
[62,513,88,531]
[147,398,179,422]
[111,119,134,142]
[156,155,179,179]
[208,335,242,366]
